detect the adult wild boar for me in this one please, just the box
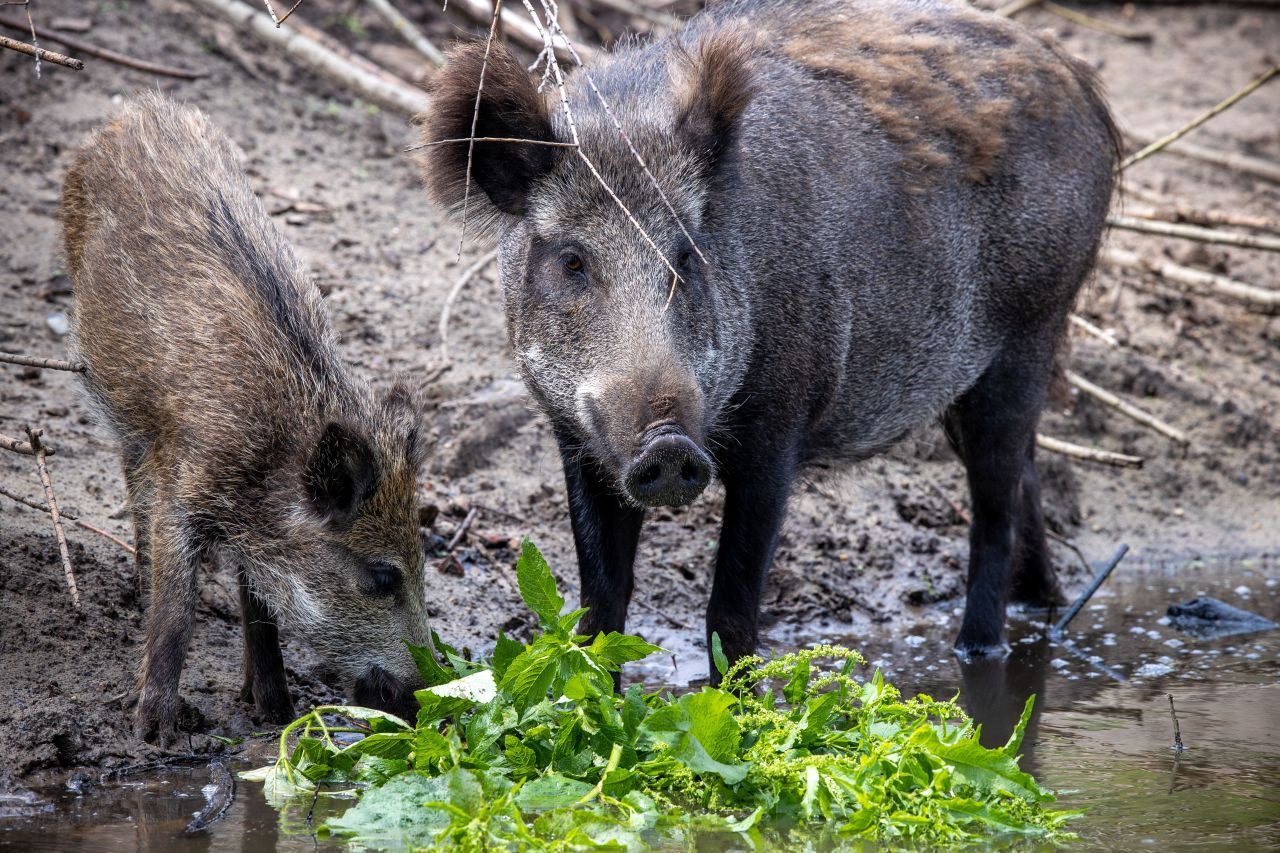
[64,94,432,743]
[422,0,1118,675]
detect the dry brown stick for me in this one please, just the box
[1042,2,1151,41]
[1133,139,1280,185]
[0,484,136,555]
[1121,197,1280,236]
[1069,314,1119,347]
[366,0,445,66]
[0,32,82,69]
[186,0,429,115]
[0,352,86,372]
[1101,247,1280,314]
[458,0,506,257]
[446,507,479,551]
[995,0,1041,16]
[1036,434,1144,469]
[1065,370,1189,446]
[26,428,80,609]
[1,431,52,456]
[439,249,499,365]
[1109,215,1280,252]
[448,0,592,61]
[0,14,204,78]
[1120,66,1279,171]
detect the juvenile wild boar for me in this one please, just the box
[63,94,431,743]
[422,0,1118,676]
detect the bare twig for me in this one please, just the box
[1167,694,1186,753]
[1051,543,1130,637]
[367,0,444,66]
[409,135,580,151]
[1036,434,1144,468]
[995,0,1041,16]
[0,484,136,555]
[26,427,80,609]
[439,249,499,365]
[0,352,86,372]
[0,431,52,457]
[1121,197,1280,236]
[447,0,593,61]
[1065,370,1189,446]
[1069,314,1119,347]
[183,754,236,833]
[186,0,429,115]
[1101,247,1280,314]
[446,507,479,551]
[0,32,81,69]
[1042,2,1151,41]
[1120,66,1279,171]
[459,0,505,257]
[0,15,205,77]
[1109,215,1280,252]
[1129,138,1280,185]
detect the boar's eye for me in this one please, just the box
[362,562,402,597]
[676,250,695,275]
[560,252,585,276]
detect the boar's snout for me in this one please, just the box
[625,424,712,507]
[353,666,420,723]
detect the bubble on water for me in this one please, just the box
[1146,630,1162,640]
[1089,604,1107,611]
[1234,585,1251,597]
[925,665,938,672]
[1134,662,1174,678]
[1245,652,1261,660]
[1157,616,1171,626]
[1129,626,1147,635]
[1265,577,1278,588]
[1091,623,1104,630]
[913,655,924,662]
[1051,658,1069,670]
[1102,634,1117,647]
[1164,638,1184,648]
[904,635,926,647]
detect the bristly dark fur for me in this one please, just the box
[419,41,560,225]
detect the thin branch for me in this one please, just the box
[1065,370,1189,446]
[26,427,81,609]
[0,14,206,77]
[447,0,592,61]
[458,0,505,259]
[1120,65,1279,171]
[1109,215,1280,252]
[23,0,37,77]
[1036,434,1144,469]
[1129,138,1280,185]
[367,0,444,66]
[1,431,53,456]
[0,352,86,372]
[439,249,499,365]
[1069,314,1119,347]
[1051,544,1130,637]
[446,507,479,551]
[1042,2,1150,42]
[0,484,135,554]
[0,32,81,69]
[1121,195,1280,236]
[995,0,1042,17]
[1101,247,1280,314]
[408,135,580,151]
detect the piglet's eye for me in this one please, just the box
[561,253,585,275]
[363,562,402,596]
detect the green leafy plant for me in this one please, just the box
[244,540,1078,850]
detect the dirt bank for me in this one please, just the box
[1,0,1277,783]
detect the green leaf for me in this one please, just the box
[325,773,452,840]
[783,657,811,705]
[558,607,591,635]
[711,632,729,677]
[516,539,564,630]
[1004,694,1036,757]
[491,632,525,680]
[407,640,455,687]
[587,632,663,669]
[500,644,559,712]
[514,773,595,810]
[621,685,647,740]
[913,727,1050,802]
[341,732,412,762]
[414,690,474,724]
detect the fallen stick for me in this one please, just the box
[366,0,444,66]
[1042,1,1151,41]
[589,0,681,29]
[184,754,236,833]
[446,507,479,551]
[1122,190,1280,235]
[0,32,82,69]
[261,0,306,27]
[0,14,205,78]
[438,249,499,365]
[1051,543,1130,637]
[1167,694,1186,753]
[1108,215,1280,252]
[1138,138,1280,185]
[1120,65,1279,171]
[0,352,86,372]
[1065,370,1190,446]
[0,431,53,456]
[1101,247,1280,314]
[0,484,136,555]
[27,427,81,609]
[447,0,593,62]
[1036,434,1144,468]
[995,0,1041,16]
[1069,314,1119,347]
[186,0,429,115]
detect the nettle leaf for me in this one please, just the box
[516,539,565,630]
[414,690,474,724]
[407,640,455,688]
[491,632,525,680]
[558,607,590,635]
[501,645,560,713]
[622,685,648,740]
[342,732,413,762]
[587,632,663,670]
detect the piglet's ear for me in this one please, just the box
[304,422,379,524]
[673,31,757,175]
[420,41,559,218]
[381,382,429,470]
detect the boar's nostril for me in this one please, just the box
[624,432,712,508]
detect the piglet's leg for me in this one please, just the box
[135,508,201,748]
[236,564,294,723]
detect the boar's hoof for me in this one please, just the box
[625,429,712,508]
[353,666,418,723]
[135,696,179,748]
[952,638,1012,664]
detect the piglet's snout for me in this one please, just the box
[624,424,712,507]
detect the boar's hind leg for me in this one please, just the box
[706,449,796,685]
[945,351,1052,660]
[561,443,644,648]
[1009,452,1066,608]
[136,507,202,746]
[236,562,294,723]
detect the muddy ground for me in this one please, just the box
[1,0,1277,785]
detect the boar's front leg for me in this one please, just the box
[706,442,798,684]
[236,564,294,723]
[559,440,644,643]
[136,506,202,746]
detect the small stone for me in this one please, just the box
[46,312,69,337]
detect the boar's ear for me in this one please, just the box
[420,41,559,218]
[673,31,757,175]
[304,422,380,524]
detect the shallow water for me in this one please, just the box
[1,556,1276,851]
